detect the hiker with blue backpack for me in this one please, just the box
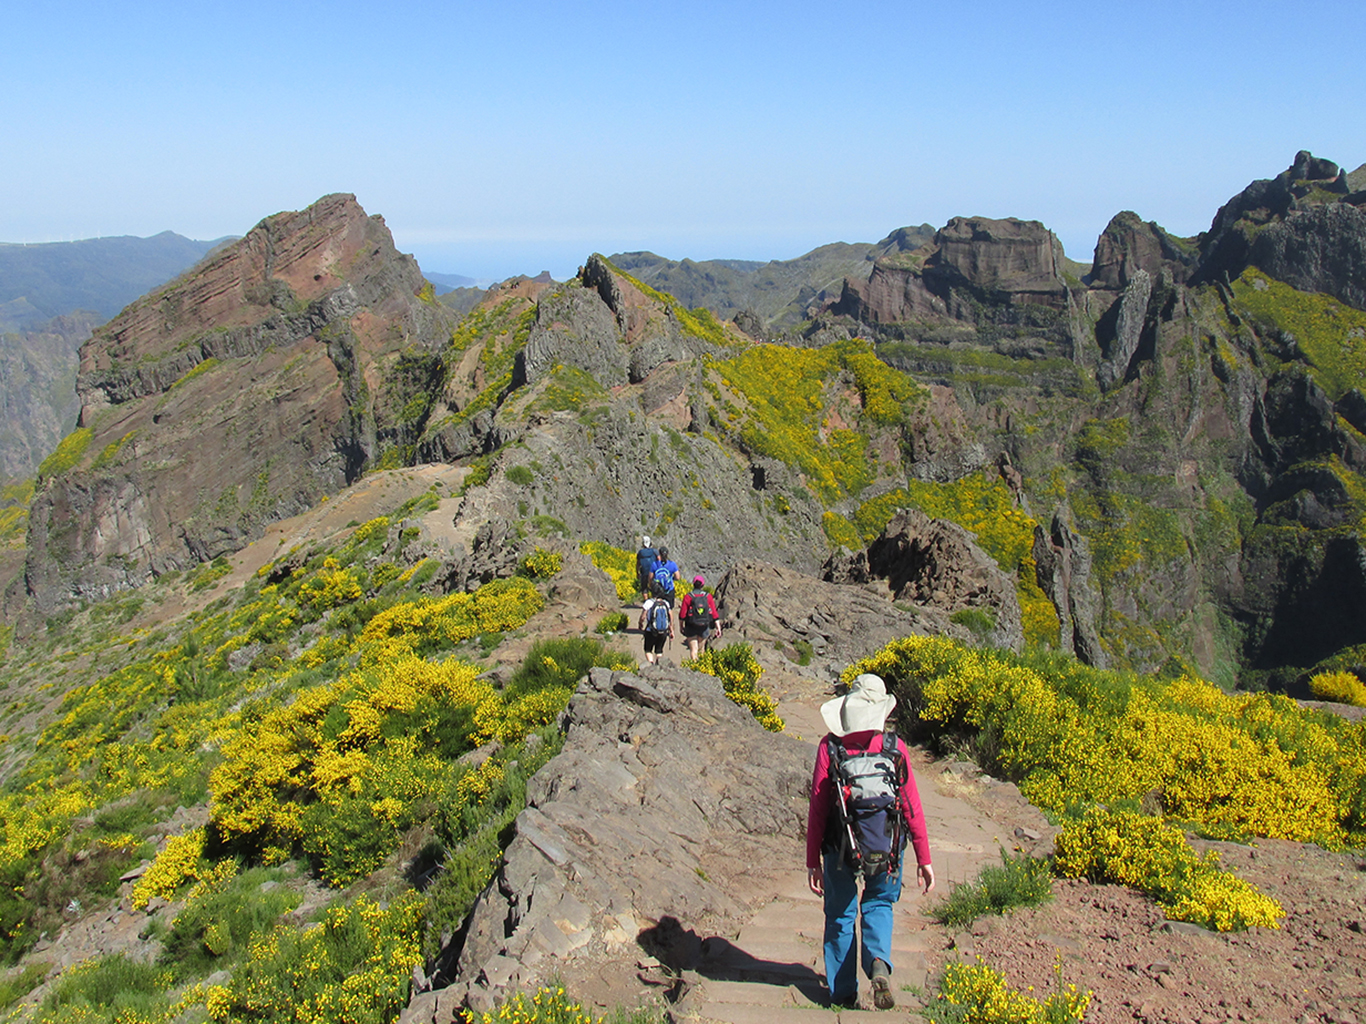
[649,546,681,606]
[807,673,934,1011]
[637,591,674,664]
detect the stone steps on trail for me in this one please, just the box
[678,691,1023,1023]
[679,873,936,1023]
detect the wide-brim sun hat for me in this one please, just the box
[821,673,897,736]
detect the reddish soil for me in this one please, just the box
[929,821,1366,1024]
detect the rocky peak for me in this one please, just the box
[24,194,457,613]
[1090,211,1196,291]
[1194,151,1365,302]
[926,216,1067,305]
[829,216,1067,326]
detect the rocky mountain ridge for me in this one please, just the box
[22,194,460,611]
[13,151,1366,691]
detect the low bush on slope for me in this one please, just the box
[846,635,1366,934]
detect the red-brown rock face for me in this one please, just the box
[831,216,1068,324]
[26,194,456,611]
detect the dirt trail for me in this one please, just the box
[669,672,1053,1023]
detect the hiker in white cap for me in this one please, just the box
[635,535,658,601]
[806,673,934,1010]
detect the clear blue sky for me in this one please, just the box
[3,0,1362,282]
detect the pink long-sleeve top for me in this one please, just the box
[806,730,932,872]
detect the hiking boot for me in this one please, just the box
[870,959,895,1010]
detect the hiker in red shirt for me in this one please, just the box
[807,673,934,1010]
[678,575,720,660]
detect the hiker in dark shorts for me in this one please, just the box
[678,575,720,659]
[638,592,673,664]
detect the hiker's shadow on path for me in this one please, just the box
[638,916,826,1005]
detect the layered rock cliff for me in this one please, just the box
[24,194,459,610]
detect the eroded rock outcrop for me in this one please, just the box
[1195,150,1366,311]
[831,216,1069,326]
[821,509,1023,653]
[433,664,810,1015]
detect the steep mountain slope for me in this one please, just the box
[22,194,460,612]
[809,151,1366,687]
[0,314,97,481]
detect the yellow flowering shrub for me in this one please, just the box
[207,892,423,1024]
[579,540,637,599]
[931,958,1089,1023]
[1054,808,1283,931]
[709,338,923,505]
[210,655,495,881]
[846,635,1362,848]
[687,643,784,732]
[519,547,563,580]
[356,577,544,665]
[1310,670,1366,707]
[298,559,364,611]
[467,986,600,1024]
[131,827,208,909]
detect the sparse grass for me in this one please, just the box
[930,848,1054,927]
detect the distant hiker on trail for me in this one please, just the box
[638,592,673,665]
[678,575,720,659]
[635,535,657,600]
[807,673,934,1011]
[650,546,680,606]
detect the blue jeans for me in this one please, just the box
[821,852,902,1004]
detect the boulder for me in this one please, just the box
[821,508,1023,653]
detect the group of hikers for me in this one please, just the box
[633,535,721,664]
[630,536,935,1011]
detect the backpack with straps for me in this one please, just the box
[651,564,676,599]
[826,730,908,879]
[646,600,670,635]
[684,592,714,629]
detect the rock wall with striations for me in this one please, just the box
[23,194,458,612]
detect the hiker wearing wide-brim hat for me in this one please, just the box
[806,673,935,1010]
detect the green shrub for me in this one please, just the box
[950,608,996,637]
[595,612,629,634]
[0,961,48,1010]
[506,465,534,486]
[161,865,301,979]
[507,637,635,698]
[41,954,172,1021]
[687,643,784,732]
[206,892,424,1024]
[930,848,1053,928]
[426,727,564,951]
